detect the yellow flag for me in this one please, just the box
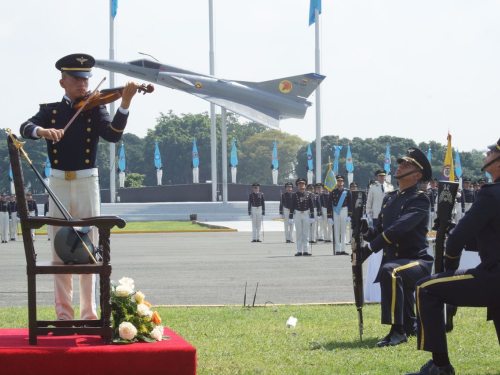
[442,133,454,181]
[324,156,337,192]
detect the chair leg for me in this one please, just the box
[27,274,37,345]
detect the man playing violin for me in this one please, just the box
[19,53,137,321]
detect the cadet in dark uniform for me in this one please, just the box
[408,138,500,375]
[26,193,38,242]
[473,181,480,200]
[460,177,474,216]
[8,194,18,241]
[430,178,439,215]
[20,54,138,321]
[279,182,294,243]
[289,178,315,256]
[307,184,321,243]
[0,193,9,243]
[357,147,433,347]
[315,183,325,241]
[248,183,265,242]
[327,175,352,255]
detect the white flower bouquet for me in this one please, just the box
[111,277,169,344]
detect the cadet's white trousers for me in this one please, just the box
[321,207,331,240]
[10,212,17,240]
[0,212,8,242]
[49,175,99,321]
[334,207,348,253]
[294,211,310,254]
[283,207,293,241]
[251,206,262,241]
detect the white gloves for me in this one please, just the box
[309,218,315,224]
[346,217,351,225]
[289,219,294,225]
[248,215,252,219]
[262,215,265,218]
[431,212,435,217]
[279,214,283,219]
[328,218,334,226]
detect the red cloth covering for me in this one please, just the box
[0,327,196,375]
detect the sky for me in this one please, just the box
[1,0,499,154]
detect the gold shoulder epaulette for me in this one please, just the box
[370,182,377,186]
[39,102,58,108]
[415,190,425,194]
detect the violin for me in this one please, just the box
[73,83,154,112]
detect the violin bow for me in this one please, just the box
[53,77,107,144]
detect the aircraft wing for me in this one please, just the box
[190,92,281,129]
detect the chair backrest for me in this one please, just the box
[8,136,37,266]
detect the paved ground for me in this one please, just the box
[0,228,365,308]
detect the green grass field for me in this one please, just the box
[25,221,216,234]
[1,305,498,374]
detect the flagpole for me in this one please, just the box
[314,7,322,184]
[209,0,217,202]
[109,0,116,203]
[221,108,228,203]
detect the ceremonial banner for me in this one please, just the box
[230,140,238,184]
[118,143,126,188]
[307,143,313,185]
[154,141,162,185]
[324,157,337,192]
[309,0,322,26]
[333,145,342,175]
[192,140,199,183]
[384,145,391,183]
[442,133,455,182]
[427,147,432,164]
[454,150,462,179]
[272,141,279,185]
[346,144,354,185]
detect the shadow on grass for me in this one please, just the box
[309,337,382,351]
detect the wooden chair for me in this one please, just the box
[8,136,126,345]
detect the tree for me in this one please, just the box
[238,130,306,185]
[125,173,146,188]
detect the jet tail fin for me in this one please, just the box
[236,73,325,100]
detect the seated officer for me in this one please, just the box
[407,137,500,375]
[357,147,433,347]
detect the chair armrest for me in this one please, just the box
[21,216,126,230]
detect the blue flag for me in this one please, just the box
[272,142,279,170]
[307,143,313,171]
[118,143,126,171]
[454,150,462,178]
[333,145,342,175]
[346,145,354,173]
[427,147,431,164]
[309,0,322,26]
[111,0,118,19]
[154,141,162,169]
[384,145,391,175]
[192,140,199,168]
[44,157,51,179]
[230,140,238,167]
[486,171,492,182]
[324,158,337,192]
[9,163,13,181]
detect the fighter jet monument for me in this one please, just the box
[95,58,325,129]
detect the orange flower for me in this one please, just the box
[143,301,152,308]
[151,311,162,325]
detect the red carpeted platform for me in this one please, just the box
[0,327,196,375]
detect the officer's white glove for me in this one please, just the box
[461,213,465,218]
[309,218,315,224]
[279,214,283,219]
[248,215,252,219]
[431,212,435,217]
[366,213,372,221]
[346,217,351,225]
[9,219,12,222]
[288,219,294,225]
[328,218,334,226]
[262,215,265,218]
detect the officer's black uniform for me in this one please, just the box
[27,198,38,216]
[362,148,433,347]
[279,185,294,243]
[460,185,475,212]
[279,191,292,216]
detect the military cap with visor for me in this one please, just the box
[336,175,345,182]
[295,178,307,186]
[375,169,386,176]
[284,182,293,188]
[396,147,432,182]
[55,53,95,78]
[252,183,260,187]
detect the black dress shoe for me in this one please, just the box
[256,240,262,242]
[405,360,455,375]
[375,331,407,347]
[286,240,290,243]
[290,241,294,243]
[303,252,312,256]
[295,253,302,256]
[340,251,350,256]
[317,239,324,242]
[251,240,257,242]
[335,252,341,255]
